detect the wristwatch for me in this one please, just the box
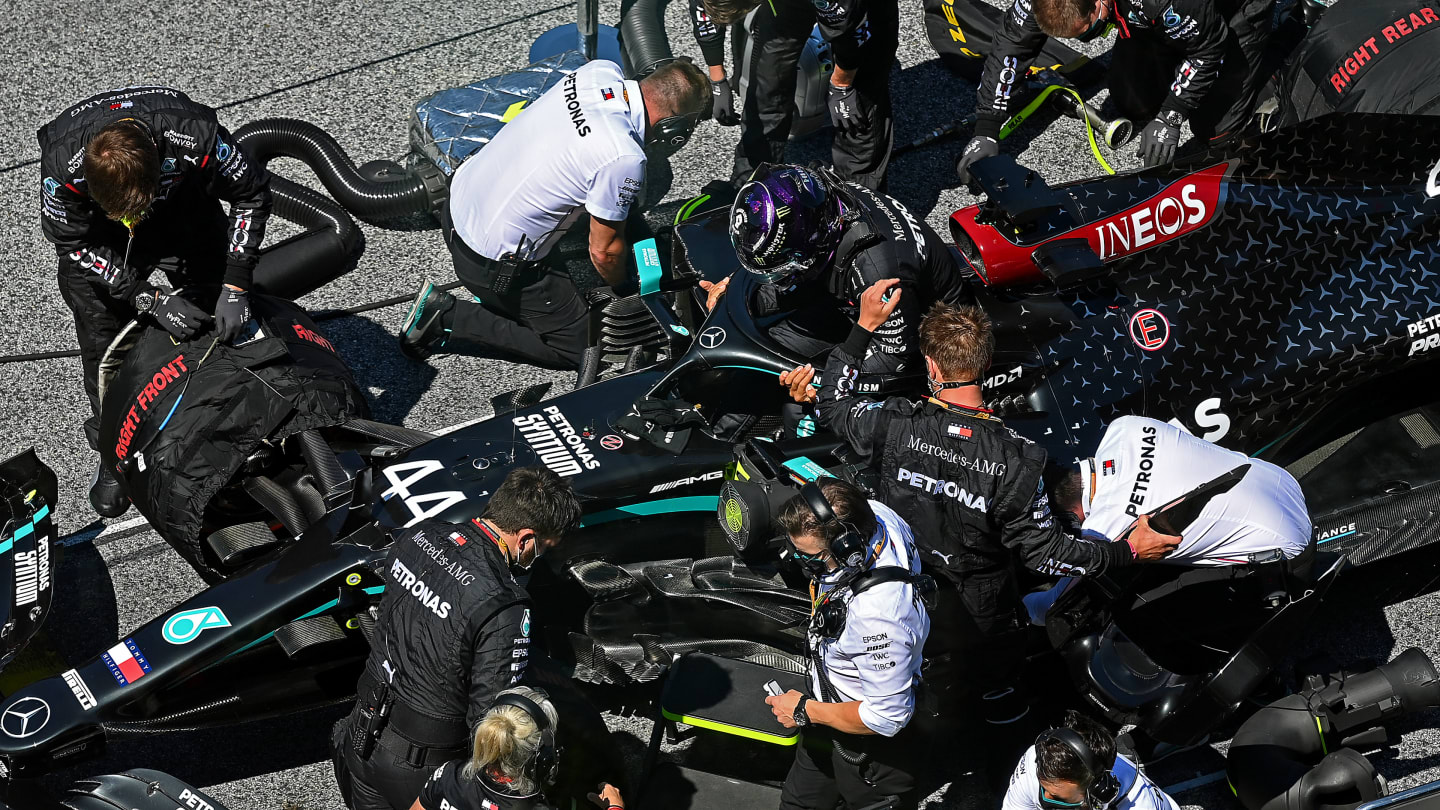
[133,289,158,313]
[792,695,811,728]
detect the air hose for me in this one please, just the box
[233,118,445,223]
[1000,83,1127,175]
[618,0,673,77]
[253,175,362,300]
[1227,648,1440,810]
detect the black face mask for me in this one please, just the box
[783,539,832,580]
[1075,18,1110,40]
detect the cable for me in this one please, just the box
[0,281,464,366]
[999,83,1118,175]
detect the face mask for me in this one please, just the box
[1038,788,1088,810]
[513,537,545,572]
[784,540,832,579]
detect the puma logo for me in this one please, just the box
[929,549,955,565]
[181,154,200,166]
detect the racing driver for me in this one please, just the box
[954,0,1275,176]
[38,86,271,518]
[814,291,1179,789]
[333,467,582,810]
[716,163,971,416]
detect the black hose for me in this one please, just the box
[251,175,361,301]
[234,118,437,223]
[618,0,673,78]
[1227,649,1440,810]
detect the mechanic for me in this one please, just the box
[412,687,627,810]
[1053,415,1312,565]
[811,292,1179,788]
[333,467,582,810]
[399,58,709,370]
[701,0,898,189]
[954,0,1275,176]
[765,478,931,810]
[717,163,971,413]
[1004,711,1179,810]
[38,86,271,518]
[691,0,742,126]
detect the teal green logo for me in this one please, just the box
[162,607,231,645]
[521,608,532,638]
[670,324,691,337]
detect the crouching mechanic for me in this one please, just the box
[955,0,1274,176]
[400,58,709,370]
[38,86,271,517]
[334,467,582,810]
[813,291,1179,784]
[413,687,626,810]
[1005,711,1179,810]
[719,163,970,415]
[765,478,931,809]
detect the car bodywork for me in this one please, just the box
[0,113,1437,773]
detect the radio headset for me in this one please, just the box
[1036,727,1122,809]
[490,690,560,787]
[637,57,701,156]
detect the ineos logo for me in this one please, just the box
[698,327,727,349]
[1427,157,1440,198]
[2,697,50,738]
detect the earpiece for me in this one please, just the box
[490,690,559,787]
[1036,727,1122,808]
[637,57,700,156]
[800,479,867,570]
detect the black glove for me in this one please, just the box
[827,83,870,134]
[150,290,210,340]
[955,136,999,186]
[213,286,251,342]
[710,78,739,126]
[1139,111,1185,167]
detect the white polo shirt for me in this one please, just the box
[1002,744,1180,810]
[1081,416,1311,565]
[808,500,931,737]
[449,59,648,261]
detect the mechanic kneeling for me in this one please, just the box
[399,58,709,370]
[765,478,931,810]
[411,687,626,810]
[334,467,582,810]
[813,293,1179,787]
[955,0,1274,175]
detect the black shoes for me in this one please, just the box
[90,459,128,518]
[399,280,456,360]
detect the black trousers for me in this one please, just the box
[735,0,899,190]
[442,230,590,372]
[331,707,465,810]
[779,726,920,810]
[1107,0,1275,144]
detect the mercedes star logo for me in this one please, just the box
[698,327,727,349]
[2,697,50,739]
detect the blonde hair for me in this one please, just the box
[462,686,559,794]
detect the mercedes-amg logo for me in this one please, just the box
[698,327,727,349]
[2,697,50,739]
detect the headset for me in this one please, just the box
[490,689,560,788]
[637,57,703,157]
[800,479,870,571]
[1035,727,1122,809]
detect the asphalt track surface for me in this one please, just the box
[0,1,1436,808]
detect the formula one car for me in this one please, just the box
[1,111,1438,777]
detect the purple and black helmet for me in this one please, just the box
[730,164,845,284]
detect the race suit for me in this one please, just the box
[974,0,1275,144]
[759,182,972,396]
[333,520,532,810]
[692,0,728,69]
[38,86,272,449]
[734,0,899,188]
[418,760,554,810]
[816,323,1133,774]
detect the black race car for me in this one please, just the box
[0,112,1436,777]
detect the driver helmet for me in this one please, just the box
[730,164,845,285]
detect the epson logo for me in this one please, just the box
[649,470,724,494]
